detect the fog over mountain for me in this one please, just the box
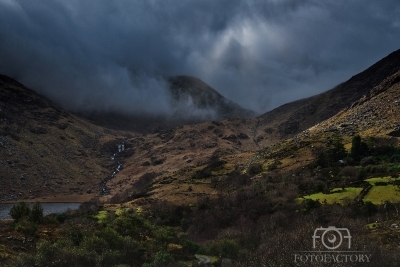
[0,0,399,115]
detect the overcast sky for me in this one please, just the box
[0,0,399,116]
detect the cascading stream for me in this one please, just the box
[100,141,124,195]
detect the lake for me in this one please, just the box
[0,202,82,220]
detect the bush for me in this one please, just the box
[56,214,66,223]
[110,213,153,239]
[361,201,378,216]
[81,236,110,254]
[13,253,36,267]
[15,217,38,241]
[313,180,327,193]
[351,135,369,161]
[64,225,84,246]
[9,202,44,226]
[192,167,211,179]
[209,238,240,259]
[356,168,368,181]
[302,199,321,212]
[143,250,174,267]
[360,156,375,166]
[31,202,44,224]
[340,166,357,180]
[249,162,264,174]
[35,241,60,267]
[94,228,124,250]
[9,202,30,223]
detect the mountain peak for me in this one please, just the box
[167,75,257,119]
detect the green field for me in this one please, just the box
[302,187,363,204]
[365,176,400,185]
[301,176,400,205]
[363,185,400,204]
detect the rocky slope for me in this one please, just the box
[257,49,400,138]
[307,70,400,138]
[0,75,121,202]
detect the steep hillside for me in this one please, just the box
[257,49,400,138]
[99,117,261,204]
[0,75,122,202]
[308,70,400,138]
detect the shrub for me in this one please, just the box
[313,180,327,193]
[341,166,357,177]
[154,227,175,247]
[64,225,84,246]
[79,200,100,213]
[192,167,211,179]
[302,199,321,212]
[209,238,240,259]
[356,167,368,181]
[94,228,124,250]
[15,217,38,241]
[13,252,36,267]
[351,135,369,161]
[56,214,66,223]
[81,236,110,255]
[249,162,264,174]
[143,250,174,267]
[361,201,378,216]
[110,213,153,239]
[9,202,30,223]
[31,202,44,224]
[360,156,375,166]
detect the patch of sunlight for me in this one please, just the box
[301,187,363,204]
[366,222,380,229]
[365,176,400,185]
[363,185,400,204]
[94,210,107,222]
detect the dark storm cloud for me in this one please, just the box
[0,0,399,115]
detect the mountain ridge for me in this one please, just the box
[257,48,400,138]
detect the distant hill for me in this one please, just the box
[167,75,256,119]
[81,75,256,133]
[257,49,400,138]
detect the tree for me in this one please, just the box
[327,135,346,162]
[31,202,44,224]
[9,202,31,223]
[314,135,346,167]
[351,135,369,161]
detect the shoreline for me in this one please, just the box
[0,193,97,204]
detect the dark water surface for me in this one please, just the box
[0,203,81,220]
